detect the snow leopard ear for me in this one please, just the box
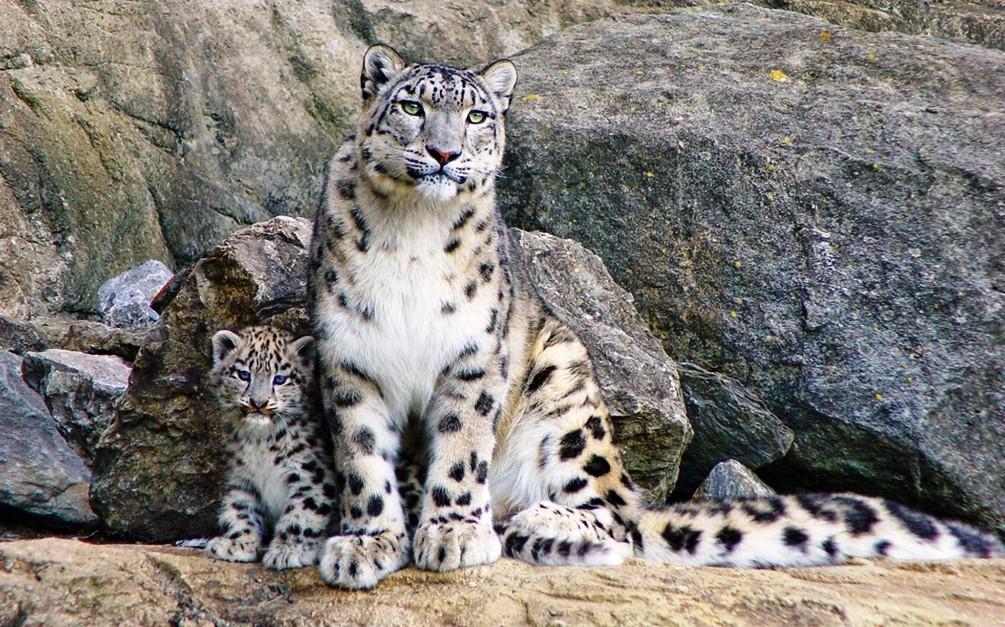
[361,44,406,102]
[478,59,517,115]
[211,330,241,366]
[287,335,315,371]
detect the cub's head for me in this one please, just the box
[356,44,517,203]
[210,326,314,431]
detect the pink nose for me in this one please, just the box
[426,145,460,166]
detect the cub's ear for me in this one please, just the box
[288,335,315,370]
[362,44,406,101]
[211,330,241,366]
[478,59,517,114]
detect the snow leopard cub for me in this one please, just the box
[206,326,338,570]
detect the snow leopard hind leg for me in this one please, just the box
[493,319,1005,567]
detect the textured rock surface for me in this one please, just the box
[0,0,626,317]
[0,316,47,354]
[21,349,131,465]
[0,352,96,527]
[763,0,1005,50]
[90,218,689,540]
[673,362,792,499]
[511,230,690,500]
[2,539,1004,625]
[97,260,173,328]
[26,315,149,361]
[624,0,1005,50]
[500,5,1005,532]
[692,459,777,501]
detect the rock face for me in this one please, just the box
[511,230,690,500]
[692,459,777,501]
[97,260,173,328]
[673,362,792,499]
[21,349,131,465]
[762,0,1005,50]
[90,217,689,540]
[499,5,1005,531]
[2,539,1004,625]
[0,0,624,317]
[0,352,96,527]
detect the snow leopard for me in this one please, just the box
[307,44,1004,589]
[206,326,337,570]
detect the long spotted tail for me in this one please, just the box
[634,493,1004,567]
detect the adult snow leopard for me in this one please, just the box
[308,44,1003,589]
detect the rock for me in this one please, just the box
[499,5,1005,531]
[96,260,174,328]
[624,0,1005,51]
[0,352,96,527]
[672,362,792,499]
[0,316,47,354]
[27,315,149,361]
[510,230,690,501]
[358,0,617,66]
[691,459,777,501]
[20,349,131,465]
[0,0,625,318]
[759,0,1005,50]
[90,217,313,541]
[91,218,688,540]
[2,538,1004,625]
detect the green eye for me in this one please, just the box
[467,110,487,124]
[401,101,422,116]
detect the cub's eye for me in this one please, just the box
[273,374,289,385]
[467,110,487,124]
[235,369,250,382]
[400,101,422,116]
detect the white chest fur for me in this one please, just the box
[237,439,291,522]
[318,207,489,427]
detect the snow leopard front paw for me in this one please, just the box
[206,535,259,562]
[413,519,502,572]
[263,539,321,570]
[318,531,410,589]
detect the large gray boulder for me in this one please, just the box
[90,218,689,540]
[21,349,131,465]
[0,352,96,527]
[499,5,1005,531]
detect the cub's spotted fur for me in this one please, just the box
[309,45,1004,589]
[206,326,338,570]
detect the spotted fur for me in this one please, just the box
[310,45,1004,589]
[205,326,338,570]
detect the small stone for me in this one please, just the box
[97,260,174,328]
[692,460,776,501]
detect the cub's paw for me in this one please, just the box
[263,539,321,570]
[413,520,502,572]
[205,535,259,562]
[318,531,409,590]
